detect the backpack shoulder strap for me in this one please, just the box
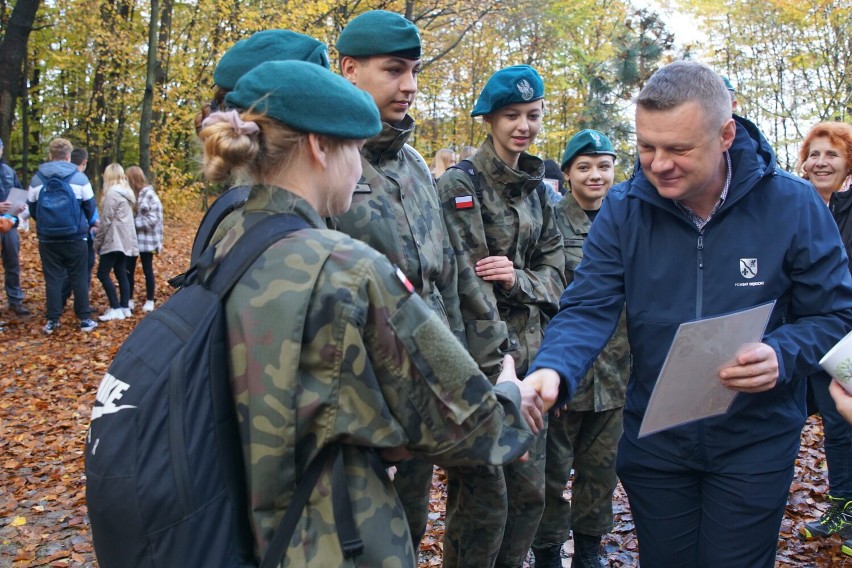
[190,185,252,264]
[448,159,482,203]
[204,212,310,297]
[259,444,338,568]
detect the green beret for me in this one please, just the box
[336,10,421,59]
[471,65,545,117]
[560,129,616,171]
[721,75,735,92]
[214,30,330,91]
[225,61,381,139]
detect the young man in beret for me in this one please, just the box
[335,9,465,553]
[437,64,565,568]
[532,130,629,568]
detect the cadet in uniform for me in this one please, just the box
[532,130,630,568]
[437,65,566,568]
[334,10,464,549]
[191,29,330,262]
[198,60,560,567]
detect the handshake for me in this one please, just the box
[495,355,561,434]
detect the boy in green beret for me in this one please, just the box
[532,129,630,568]
[437,64,566,567]
[334,9,464,553]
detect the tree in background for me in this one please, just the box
[673,0,851,170]
[0,0,41,171]
[0,0,848,210]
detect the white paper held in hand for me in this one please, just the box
[638,300,776,438]
[820,330,852,395]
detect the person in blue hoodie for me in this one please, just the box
[27,138,99,334]
[526,60,852,567]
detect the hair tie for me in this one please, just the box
[201,109,259,136]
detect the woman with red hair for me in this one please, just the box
[799,121,852,557]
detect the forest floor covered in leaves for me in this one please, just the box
[0,209,850,567]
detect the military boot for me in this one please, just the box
[800,495,852,539]
[531,544,562,568]
[572,532,603,568]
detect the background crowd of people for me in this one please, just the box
[0,137,163,333]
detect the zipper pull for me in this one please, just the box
[697,235,704,269]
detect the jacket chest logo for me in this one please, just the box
[740,258,758,279]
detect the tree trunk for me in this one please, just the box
[0,0,41,148]
[139,0,160,176]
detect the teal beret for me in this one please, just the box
[214,30,330,91]
[336,10,421,59]
[471,65,545,117]
[721,75,735,92]
[225,61,381,139]
[560,129,616,171]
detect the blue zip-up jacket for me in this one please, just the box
[531,116,852,473]
[27,160,96,242]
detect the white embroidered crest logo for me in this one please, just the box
[740,258,758,279]
[516,79,534,101]
[590,131,602,146]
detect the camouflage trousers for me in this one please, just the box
[392,457,434,550]
[534,407,623,546]
[442,421,548,568]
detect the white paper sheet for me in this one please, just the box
[638,300,776,438]
[7,187,28,210]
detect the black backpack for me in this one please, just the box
[35,171,83,238]
[85,213,363,568]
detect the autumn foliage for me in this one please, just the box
[0,209,849,566]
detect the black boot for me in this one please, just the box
[532,543,563,568]
[572,532,603,568]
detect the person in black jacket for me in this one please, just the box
[797,122,852,554]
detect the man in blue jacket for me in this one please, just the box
[527,61,852,567]
[27,138,98,334]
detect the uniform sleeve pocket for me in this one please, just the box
[388,295,486,426]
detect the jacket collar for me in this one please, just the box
[243,184,326,229]
[473,135,545,199]
[362,115,415,162]
[560,192,593,235]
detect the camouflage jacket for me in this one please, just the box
[553,193,630,411]
[217,185,534,566]
[437,136,566,380]
[329,116,463,342]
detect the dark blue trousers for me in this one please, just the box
[616,441,793,568]
[39,239,90,321]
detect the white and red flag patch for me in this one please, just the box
[454,195,474,209]
[395,267,415,294]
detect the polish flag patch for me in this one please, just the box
[395,267,415,294]
[454,195,474,209]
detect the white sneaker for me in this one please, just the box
[98,308,126,321]
[142,300,155,312]
[121,307,132,317]
[128,300,135,309]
